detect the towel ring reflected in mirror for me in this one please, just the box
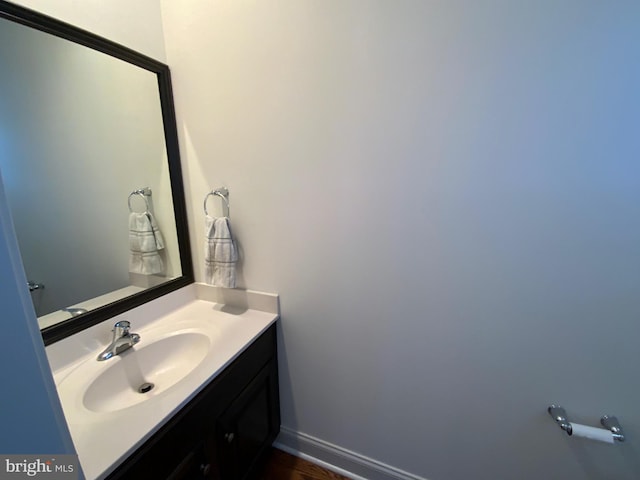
[128,187,152,213]
[204,187,230,217]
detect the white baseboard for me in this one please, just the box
[274,427,429,480]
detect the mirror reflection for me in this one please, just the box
[0,17,182,329]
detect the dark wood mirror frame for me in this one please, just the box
[0,0,194,346]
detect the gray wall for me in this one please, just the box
[162,1,640,479]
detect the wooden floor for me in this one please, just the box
[257,448,350,480]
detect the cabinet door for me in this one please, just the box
[166,447,214,480]
[216,359,280,480]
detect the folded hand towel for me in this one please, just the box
[204,215,237,288]
[129,212,165,275]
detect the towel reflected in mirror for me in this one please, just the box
[129,212,165,275]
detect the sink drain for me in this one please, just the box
[138,382,155,394]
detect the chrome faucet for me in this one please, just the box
[97,320,140,361]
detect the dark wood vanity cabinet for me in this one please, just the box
[215,362,280,480]
[107,323,280,480]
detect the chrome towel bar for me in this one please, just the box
[204,187,230,217]
[128,187,152,213]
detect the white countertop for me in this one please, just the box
[46,284,279,480]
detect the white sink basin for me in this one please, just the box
[48,295,279,480]
[58,330,210,414]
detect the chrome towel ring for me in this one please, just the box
[128,187,152,213]
[204,187,230,217]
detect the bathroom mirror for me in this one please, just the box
[0,1,193,345]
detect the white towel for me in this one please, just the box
[129,212,165,275]
[204,215,237,288]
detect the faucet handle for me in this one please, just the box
[113,320,131,337]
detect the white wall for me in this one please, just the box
[162,1,640,479]
[9,0,166,62]
[0,0,167,468]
